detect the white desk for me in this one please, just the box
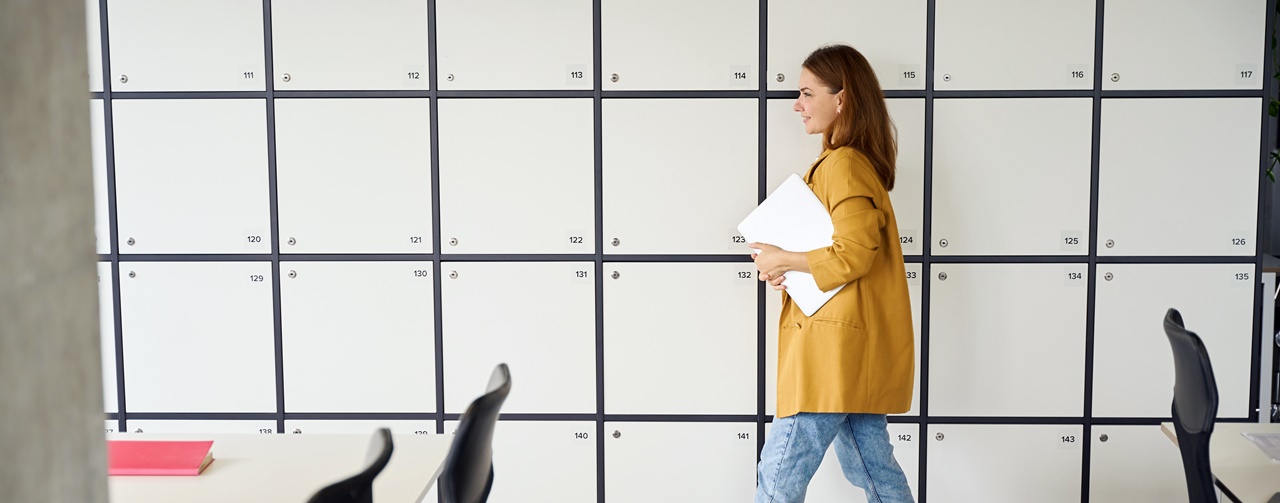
[1160,422,1280,503]
[107,433,453,503]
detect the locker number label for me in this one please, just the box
[898,65,921,87]
[1066,64,1088,83]
[730,65,752,87]
[410,236,424,245]
[899,230,919,253]
[1237,64,1260,86]
[404,65,426,86]
[566,65,588,86]
[567,230,589,250]
[1064,267,1085,287]
[250,274,265,283]
[1234,271,1251,287]
[575,432,589,440]
[414,269,430,278]
[897,434,912,442]
[733,235,746,244]
[260,428,274,434]
[572,269,591,285]
[905,269,920,285]
[1059,429,1081,449]
[738,271,755,280]
[738,433,750,440]
[1232,237,1248,247]
[1060,230,1083,252]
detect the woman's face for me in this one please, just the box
[793,67,842,136]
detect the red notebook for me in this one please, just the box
[107,440,215,476]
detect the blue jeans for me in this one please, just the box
[756,413,914,503]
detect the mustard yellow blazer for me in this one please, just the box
[775,146,915,418]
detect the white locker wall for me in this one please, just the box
[86,2,1270,502]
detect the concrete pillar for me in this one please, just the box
[0,0,109,501]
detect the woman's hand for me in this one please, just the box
[750,242,804,291]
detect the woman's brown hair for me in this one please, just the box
[802,44,898,190]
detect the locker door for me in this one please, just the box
[604,263,756,415]
[106,0,265,91]
[767,0,926,91]
[86,0,103,92]
[1103,0,1265,90]
[602,0,757,90]
[603,99,757,255]
[120,262,276,413]
[929,264,1087,417]
[765,262,921,417]
[438,99,594,254]
[935,0,1095,90]
[125,420,278,434]
[275,99,432,254]
[763,421,920,503]
[436,0,592,90]
[765,99,924,255]
[932,99,1092,255]
[90,99,110,254]
[443,420,597,503]
[1092,264,1255,418]
[98,262,117,413]
[285,420,437,435]
[112,99,269,254]
[605,422,757,503]
[1089,425,1188,503]
[927,424,1083,503]
[270,0,429,90]
[886,99,924,255]
[441,262,595,414]
[1098,98,1259,256]
[280,261,435,413]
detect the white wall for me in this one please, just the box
[87,0,1269,501]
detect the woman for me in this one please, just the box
[749,44,915,503]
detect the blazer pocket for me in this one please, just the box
[811,317,863,331]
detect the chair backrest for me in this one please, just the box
[438,363,511,503]
[307,428,395,503]
[1163,308,1219,503]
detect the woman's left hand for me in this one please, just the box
[750,242,799,288]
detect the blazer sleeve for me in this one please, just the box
[803,156,886,292]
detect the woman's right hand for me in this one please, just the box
[759,271,787,291]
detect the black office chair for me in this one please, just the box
[435,363,511,503]
[1163,308,1226,503]
[307,427,395,503]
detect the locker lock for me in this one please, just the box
[128,271,136,278]
[1105,239,1115,249]
[938,272,947,281]
[446,74,454,82]
[1099,434,1109,442]
[776,73,785,82]
[1104,272,1114,281]
[449,237,458,246]
[282,73,291,83]
[610,73,620,83]
[612,430,621,438]
[935,432,944,441]
[942,74,951,82]
[293,429,302,434]
[612,238,620,246]
[1110,73,1120,82]
[611,271,620,280]
[288,270,297,279]
[134,428,143,433]
[119,74,128,84]
[449,270,458,279]
[938,238,948,248]
[288,237,296,246]
[127,237,136,246]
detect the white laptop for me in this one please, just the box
[737,173,843,316]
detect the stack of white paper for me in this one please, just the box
[737,173,842,316]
